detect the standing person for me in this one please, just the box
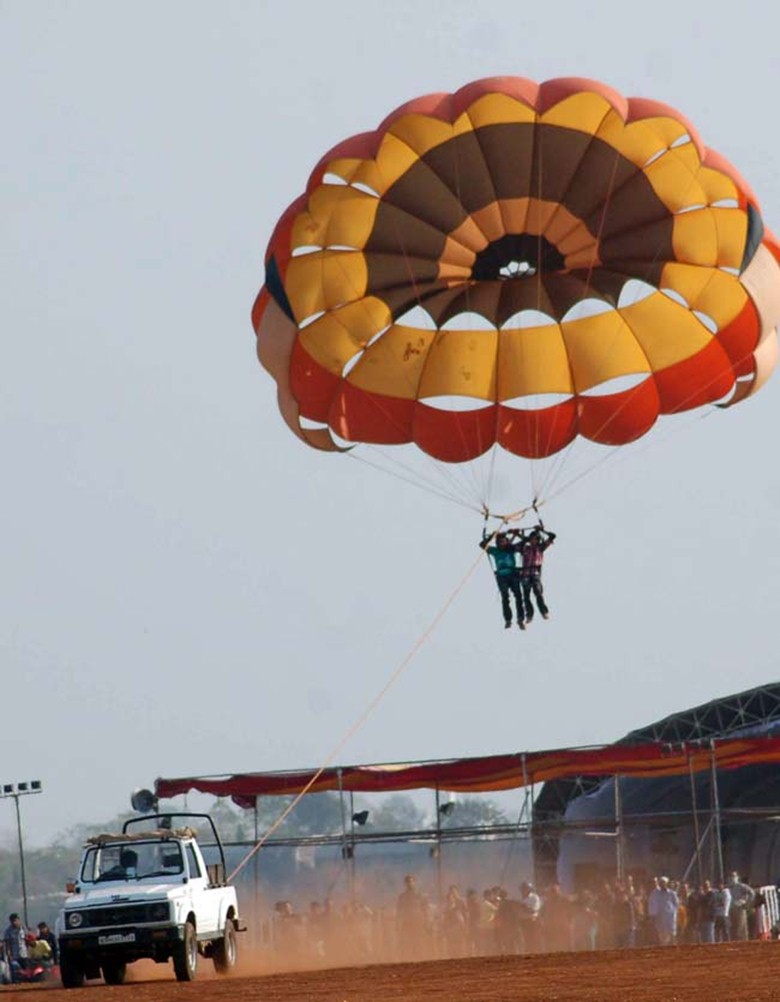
[465,889,482,956]
[596,882,616,950]
[685,885,701,944]
[727,871,755,941]
[479,888,500,955]
[442,885,468,958]
[613,887,638,949]
[517,882,542,953]
[570,891,599,951]
[395,875,431,961]
[752,887,770,940]
[36,922,58,965]
[0,943,10,985]
[3,914,29,981]
[494,887,522,955]
[696,880,717,944]
[518,525,556,623]
[541,883,573,953]
[647,876,679,946]
[675,882,690,944]
[480,530,525,630]
[713,880,732,943]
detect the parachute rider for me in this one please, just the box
[480,529,525,631]
[518,524,556,622]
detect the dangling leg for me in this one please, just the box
[496,575,513,627]
[521,575,534,623]
[510,572,525,630]
[531,574,549,618]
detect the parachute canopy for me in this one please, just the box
[253,77,780,463]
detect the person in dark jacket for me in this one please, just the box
[36,922,58,965]
[480,530,525,630]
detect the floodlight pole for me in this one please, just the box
[13,796,29,927]
[1,782,43,929]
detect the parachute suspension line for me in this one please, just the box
[355,435,482,510]
[227,549,485,883]
[482,441,501,515]
[344,449,482,514]
[542,405,718,508]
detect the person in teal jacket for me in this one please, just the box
[480,530,525,630]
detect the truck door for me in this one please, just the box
[186,844,222,934]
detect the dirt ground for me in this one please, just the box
[8,942,780,1001]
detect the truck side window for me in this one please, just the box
[186,844,202,878]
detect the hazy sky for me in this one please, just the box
[4,0,780,846]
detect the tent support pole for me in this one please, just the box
[615,773,625,883]
[522,754,536,885]
[337,768,352,898]
[710,740,725,884]
[434,783,443,908]
[688,750,704,887]
[253,797,260,946]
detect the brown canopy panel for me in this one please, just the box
[155,735,780,810]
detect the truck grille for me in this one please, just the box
[78,904,163,927]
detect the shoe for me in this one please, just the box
[504,621,512,629]
[518,621,526,630]
[542,612,550,620]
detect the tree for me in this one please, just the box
[439,797,510,829]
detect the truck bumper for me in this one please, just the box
[59,924,184,962]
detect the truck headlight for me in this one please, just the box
[149,903,169,921]
[67,912,83,928]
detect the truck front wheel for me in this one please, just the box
[60,953,86,989]
[213,919,237,974]
[102,958,127,985]
[173,921,198,981]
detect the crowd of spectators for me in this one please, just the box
[266,870,773,967]
[0,913,58,984]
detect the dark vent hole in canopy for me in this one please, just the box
[472,234,565,281]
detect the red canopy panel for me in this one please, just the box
[154,735,780,809]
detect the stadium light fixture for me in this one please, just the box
[0,781,43,927]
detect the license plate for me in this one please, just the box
[98,932,136,945]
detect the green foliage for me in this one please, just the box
[365,795,426,832]
[439,797,511,829]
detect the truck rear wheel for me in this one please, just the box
[102,958,127,985]
[213,919,237,973]
[60,953,86,989]
[173,921,198,981]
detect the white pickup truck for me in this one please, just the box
[55,812,244,987]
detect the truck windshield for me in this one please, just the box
[81,841,184,883]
